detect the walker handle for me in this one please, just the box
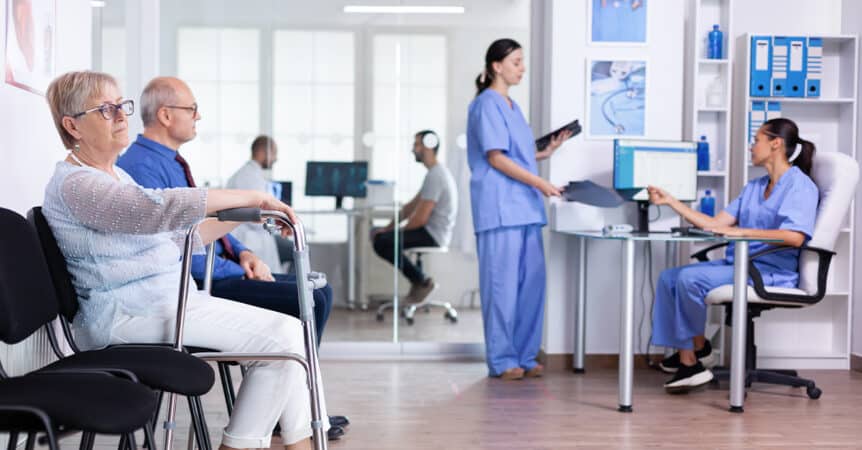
[215,207,262,222]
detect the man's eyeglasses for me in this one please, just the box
[71,99,135,120]
[164,103,199,116]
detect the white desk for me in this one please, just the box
[296,205,399,309]
[556,230,781,413]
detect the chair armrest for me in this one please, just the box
[747,245,836,305]
[35,368,140,384]
[690,242,729,262]
[0,406,56,438]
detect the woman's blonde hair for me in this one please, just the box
[45,71,118,149]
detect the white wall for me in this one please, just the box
[0,0,92,375]
[841,0,862,360]
[541,0,848,357]
[541,0,685,355]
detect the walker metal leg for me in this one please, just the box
[729,241,750,413]
[574,237,587,373]
[618,239,635,412]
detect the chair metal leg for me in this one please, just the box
[217,363,234,416]
[7,432,18,450]
[79,431,95,450]
[192,396,212,450]
[143,423,157,450]
[118,433,127,450]
[125,432,138,450]
[24,433,35,450]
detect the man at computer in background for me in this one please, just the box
[371,130,458,304]
[116,77,348,438]
[225,135,282,271]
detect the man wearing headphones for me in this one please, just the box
[371,130,458,304]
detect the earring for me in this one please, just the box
[73,144,80,152]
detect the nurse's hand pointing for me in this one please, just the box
[537,180,562,197]
[647,185,674,205]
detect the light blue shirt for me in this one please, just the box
[724,166,819,287]
[466,89,546,233]
[42,161,207,349]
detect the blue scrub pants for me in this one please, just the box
[651,258,781,350]
[476,225,545,376]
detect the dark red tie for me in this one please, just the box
[175,153,238,262]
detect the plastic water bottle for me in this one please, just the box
[700,190,716,217]
[708,25,723,59]
[697,136,710,171]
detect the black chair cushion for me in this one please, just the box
[0,373,157,434]
[0,208,60,344]
[27,207,79,322]
[38,347,215,396]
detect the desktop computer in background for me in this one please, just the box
[613,139,698,232]
[305,161,369,209]
[272,181,292,205]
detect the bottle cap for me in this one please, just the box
[713,25,720,30]
[705,189,712,195]
[700,135,707,140]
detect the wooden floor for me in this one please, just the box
[83,361,862,450]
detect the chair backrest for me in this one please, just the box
[798,152,859,294]
[27,207,79,322]
[0,208,60,344]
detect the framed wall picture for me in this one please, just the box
[5,0,55,95]
[588,0,647,46]
[586,59,647,139]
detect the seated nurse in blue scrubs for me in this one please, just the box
[647,118,819,393]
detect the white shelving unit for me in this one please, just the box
[682,0,734,361]
[732,33,858,369]
[683,0,733,224]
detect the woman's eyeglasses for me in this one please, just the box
[72,99,135,120]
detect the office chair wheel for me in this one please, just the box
[806,385,822,400]
[376,313,384,322]
[445,311,458,323]
[406,317,415,326]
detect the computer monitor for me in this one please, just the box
[305,161,369,209]
[613,139,698,232]
[272,181,292,206]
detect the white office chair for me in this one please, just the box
[375,246,459,325]
[695,151,859,399]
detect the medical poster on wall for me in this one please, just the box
[588,0,647,45]
[5,0,55,95]
[586,59,646,138]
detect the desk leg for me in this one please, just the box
[574,237,587,373]
[347,214,359,309]
[618,239,635,413]
[729,241,749,413]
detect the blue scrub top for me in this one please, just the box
[724,166,819,287]
[466,89,546,233]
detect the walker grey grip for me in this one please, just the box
[216,207,262,222]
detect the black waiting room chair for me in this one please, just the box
[0,207,159,450]
[26,207,217,450]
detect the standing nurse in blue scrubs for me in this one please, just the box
[647,118,819,393]
[467,39,572,380]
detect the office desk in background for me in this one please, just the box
[296,204,400,310]
[555,230,781,414]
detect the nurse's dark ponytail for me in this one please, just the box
[475,38,522,96]
[762,118,816,176]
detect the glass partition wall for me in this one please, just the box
[94,0,530,350]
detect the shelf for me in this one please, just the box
[748,97,856,104]
[697,106,728,112]
[826,291,850,296]
[697,170,727,177]
[698,58,729,65]
[757,349,847,360]
[841,227,852,233]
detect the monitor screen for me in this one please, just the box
[305,161,368,199]
[613,139,698,202]
[272,181,292,205]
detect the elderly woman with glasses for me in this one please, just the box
[42,71,324,450]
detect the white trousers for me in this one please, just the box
[110,291,328,447]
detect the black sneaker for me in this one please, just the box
[659,340,717,373]
[663,361,714,394]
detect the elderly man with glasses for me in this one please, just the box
[116,77,347,439]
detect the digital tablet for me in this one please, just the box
[535,119,582,151]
